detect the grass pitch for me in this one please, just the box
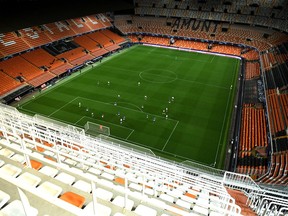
[19,45,240,168]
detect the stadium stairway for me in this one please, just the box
[226,188,257,216]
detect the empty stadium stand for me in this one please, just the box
[0,0,288,215]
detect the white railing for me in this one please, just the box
[0,102,242,215]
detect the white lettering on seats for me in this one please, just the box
[87,16,98,25]
[23,28,39,39]
[0,33,16,46]
[96,14,109,22]
[55,21,70,32]
[43,25,54,34]
[71,19,83,28]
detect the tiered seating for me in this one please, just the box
[210,44,242,56]
[280,93,288,125]
[0,13,112,59]
[241,50,259,61]
[239,104,268,151]
[101,29,126,44]
[0,56,44,81]
[73,35,101,53]
[140,35,169,46]
[66,18,93,34]
[0,72,23,96]
[237,104,268,175]
[56,47,93,66]
[259,151,288,185]
[43,22,76,41]
[245,62,260,80]
[85,14,111,30]
[261,52,272,70]
[28,72,56,87]
[50,63,74,76]
[266,90,286,135]
[115,15,288,52]
[0,32,31,56]
[87,31,114,47]
[21,48,65,70]
[19,27,53,48]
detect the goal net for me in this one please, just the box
[84,121,110,136]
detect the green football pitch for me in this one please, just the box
[18,45,240,168]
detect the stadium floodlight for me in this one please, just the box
[84,121,110,136]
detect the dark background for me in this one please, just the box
[0,0,134,33]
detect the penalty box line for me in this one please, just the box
[75,116,134,140]
[48,97,80,117]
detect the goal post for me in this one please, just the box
[84,121,110,136]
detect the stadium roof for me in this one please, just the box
[0,0,134,33]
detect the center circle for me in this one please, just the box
[139,69,177,83]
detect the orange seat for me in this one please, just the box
[25,159,43,170]
[59,191,85,208]
[114,177,125,185]
[35,146,45,152]
[184,192,197,199]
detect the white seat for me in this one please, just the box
[39,166,58,177]
[115,169,125,176]
[73,180,91,193]
[101,172,114,180]
[0,159,4,167]
[149,198,166,209]
[193,205,209,215]
[37,181,62,198]
[54,172,75,185]
[64,158,77,166]
[88,167,101,175]
[113,213,126,216]
[159,193,174,203]
[129,182,142,191]
[70,167,83,175]
[83,201,111,216]
[0,164,22,177]
[10,143,21,150]
[112,196,134,211]
[0,190,10,208]
[134,204,157,216]
[31,152,44,158]
[0,148,14,158]
[176,199,191,209]
[95,188,113,201]
[113,185,125,193]
[86,158,96,164]
[17,172,41,187]
[84,172,98,181]
[1,200,38,216]
[99,178,114,188]
[76,163,89,170]
[131,191,148,200]
[144,187,154,196]
[10,154,26,164]
[209,211,223,216]
[43,150,55,157]
[167,189,184,198]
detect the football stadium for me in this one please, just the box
[0,0,287,215]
